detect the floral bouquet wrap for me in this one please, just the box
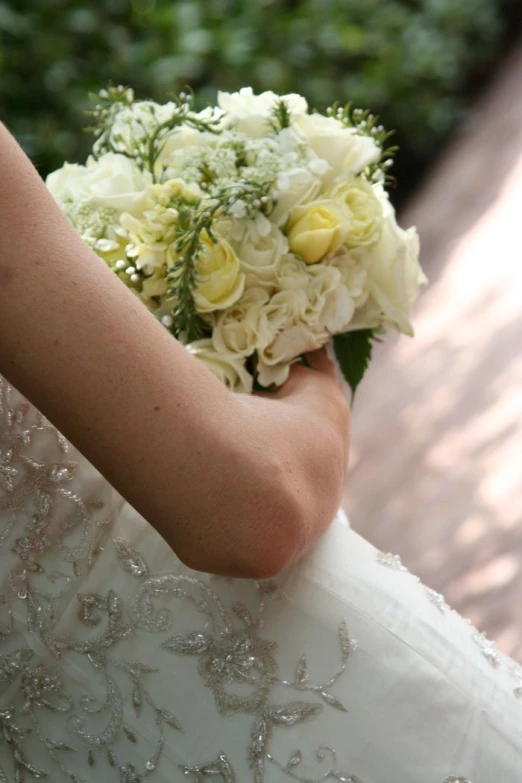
[47,86,426,397]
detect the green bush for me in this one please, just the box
[0,0,513,185]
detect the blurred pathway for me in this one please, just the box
[343,40,522,660]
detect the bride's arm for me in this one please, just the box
[0,123,349,577]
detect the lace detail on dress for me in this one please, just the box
[0,376,486,781]
[1,545,361,779]
[0,377,367,782]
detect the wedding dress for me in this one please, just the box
[1,375,521,783]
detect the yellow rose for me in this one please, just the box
[194,231,245,313]
[287,200,350,265]
[327,178,383,248]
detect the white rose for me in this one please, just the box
[233,223,288,287]
[46,153,152,214]
[217,87,308,137]
[212,288,274,356]
[352,199,426,335]
[294,114,380,182]
[185,339,253,394]
[330,250,371,309]
[224,212,272,244]
[274,255,310,289]
[269,167,322,227]
[257,323,326,387]
[255,278,319,388]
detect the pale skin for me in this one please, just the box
[0,122,350,578]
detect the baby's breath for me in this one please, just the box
[89,85,224,182]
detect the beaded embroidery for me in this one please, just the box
[0,377,365,782]
[0,376,494,782]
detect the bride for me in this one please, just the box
[0,121,521,782]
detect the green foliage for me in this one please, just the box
[333,330,378,403]
[268,98,294,132]
[167,176,274,341]
[0,0,513,183]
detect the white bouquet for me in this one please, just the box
[47,86,426,397]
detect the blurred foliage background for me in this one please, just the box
[0,0,519,193]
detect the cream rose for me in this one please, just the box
[233,223,288,287]
[185,339,253,394]
[294,114,380,181]
[274,255,309,287]
[46,153,152,215]
[212,288,274,356]
[327,178,383,247]
[217,88,308,137]
[287,200,351,264]
[331,250,371,309]
[269,167,322,227]
[194,232,245,313]
[257,323,326,387]
[351,202,426,336]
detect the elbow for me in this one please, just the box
[177,469,306,580]
[238,520,302,580]
[176,525,300,581]
[231,475,306,580]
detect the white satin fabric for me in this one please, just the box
[1,376,521,783]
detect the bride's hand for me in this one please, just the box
[272,347,348,441]
[238,347,350,559]
[262,347,350,476]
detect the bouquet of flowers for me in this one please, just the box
[47,86,426,398]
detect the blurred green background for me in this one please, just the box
[0,0,519,194]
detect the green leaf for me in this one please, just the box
[268,98,293,132]
[333,329,375,404]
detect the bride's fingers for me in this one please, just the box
[255,347,342,402]
[303,347,338,381]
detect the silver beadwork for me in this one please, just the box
[472,632,501,668]
[425,587,450,613]
[0,377,492,782]
[376,551,409,572]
